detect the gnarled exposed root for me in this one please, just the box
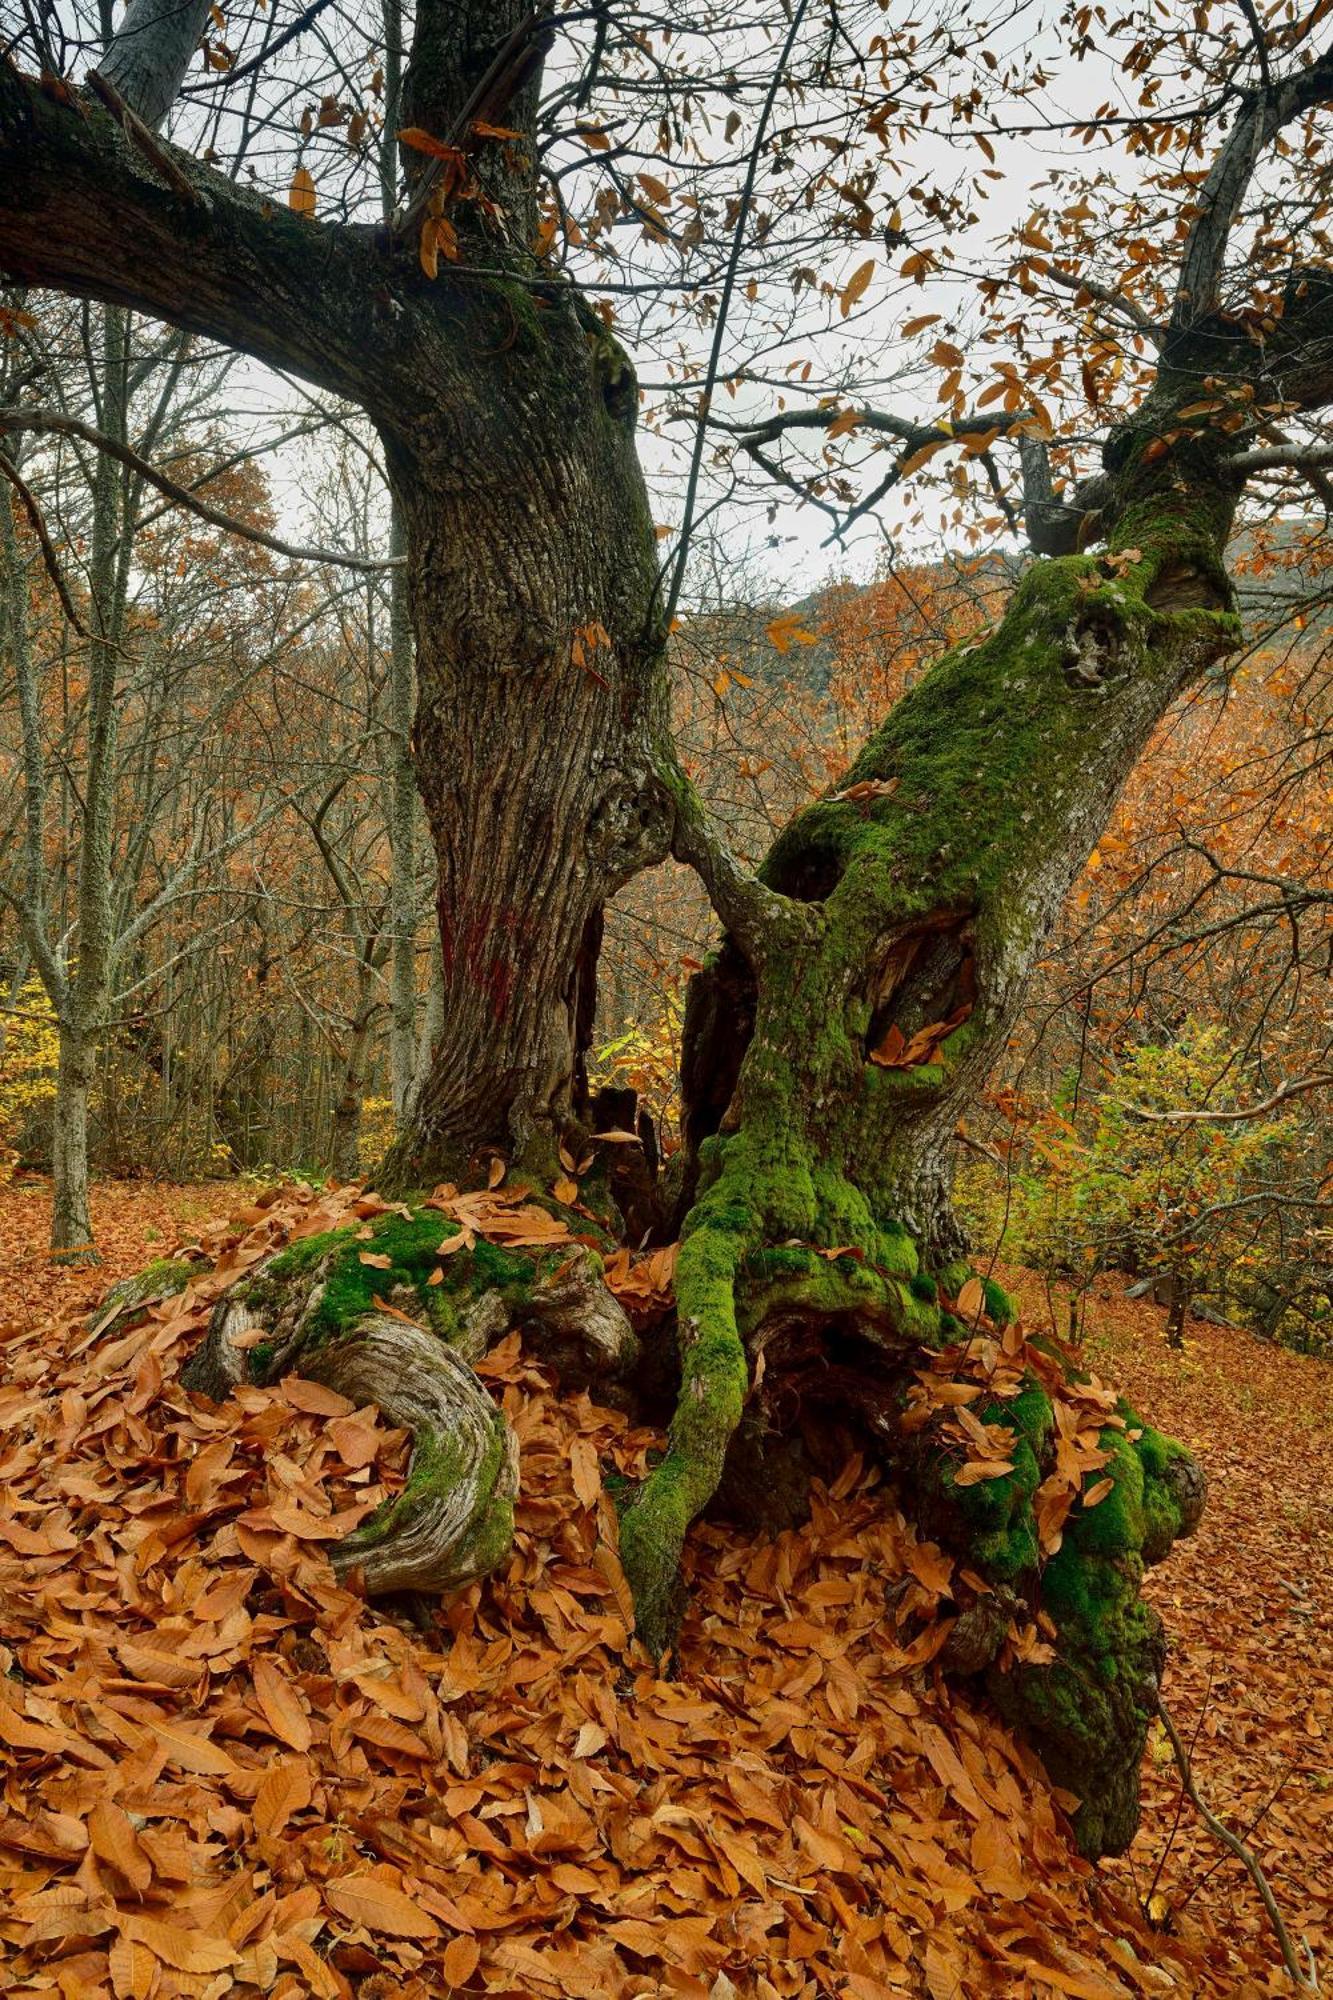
[520,1245,639,1386]
[172,1206,644,1603]
[180,1277,519,1596]
[300,1313,517,1595]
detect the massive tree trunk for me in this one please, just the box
[377,309,671,1184]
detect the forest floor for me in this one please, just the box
[0,1177,1329,2000]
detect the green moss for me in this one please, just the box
[247,1340,276,1382]
[93,1257,198,1327]
[1068,1430,1145,1558]
[982,1277,1016,1326]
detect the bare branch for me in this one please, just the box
[0,447,86,633]
[0,409,403,572]
[1119,1071,1333,1124]
[1156,1697,1319,1994]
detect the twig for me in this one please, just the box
[0,447,87,633]
[85,69,201,204]
[660,0,812,632]
[1156,1694,1320,1993]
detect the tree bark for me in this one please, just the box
[376,302,672,1184]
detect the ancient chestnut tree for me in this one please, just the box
[4,0,1333,1856]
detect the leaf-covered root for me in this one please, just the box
[83,1256,201,1335]
[174,1201,639,1600]
[902,1329,1206,1859]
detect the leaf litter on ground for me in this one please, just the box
[0,1180,1325,1997]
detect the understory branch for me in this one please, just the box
[0,410,403,573]
[1157,1696,1320,1994]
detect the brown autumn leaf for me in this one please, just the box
[151,1718,237,1775]
[442,1935,482,1985]
[325,1874,442,1940]
[397,126,464,161]
[87,1798,152,1895]
[569,1436,600,1510]
[839,256,875,317]
[956,1277,986,1320]
[120,1916,238,1974]
[252,1656,313,1752]
[953,1457,1016,1487]
[254,1758,313,1838]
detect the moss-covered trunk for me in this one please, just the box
[621,411,1239,1855]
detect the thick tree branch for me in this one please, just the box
[0,63,406,408]
[1230,438,1333,473]
[96,0,214,132]
[1119,1071,1333,1124]
[1172,44,1333,329]
[662,756,813,966]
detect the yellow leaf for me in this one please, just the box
[288,167,316,219]
[839,256,875,318]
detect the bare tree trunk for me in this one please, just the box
[49,1024,95,1255]
[386,498,419,1122]
[377,326,671,1185]
[330,1004,378,1180]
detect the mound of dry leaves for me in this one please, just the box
[0,1180,1323,1998]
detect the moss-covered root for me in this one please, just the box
[180,1263,519,1596]
[301,1313,517,1595]
[86,1256,200,1333]
[920,1389,1205,1860]
[619,1214,750,1657]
